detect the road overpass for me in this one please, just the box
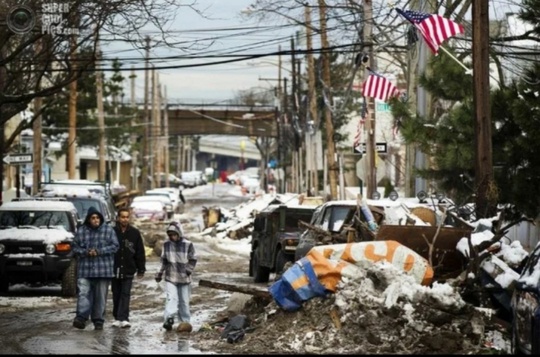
[166,104,278,137]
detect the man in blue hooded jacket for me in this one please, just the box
[72,206,119,330]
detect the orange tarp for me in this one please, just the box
[306,240,434,290]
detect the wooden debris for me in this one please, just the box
[199,279,272,300]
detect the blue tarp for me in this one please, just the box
[268,257,328,311]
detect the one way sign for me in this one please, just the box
[353,142,387,154]
[3,153,33,165]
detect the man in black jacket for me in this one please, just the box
[111,207,146,328]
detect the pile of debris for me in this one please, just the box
[192,261,511,354]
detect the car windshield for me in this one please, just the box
[65,198,108,221]
[0,210,71,231]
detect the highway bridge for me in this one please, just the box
[166,104,278,137]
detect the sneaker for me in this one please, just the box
[120,321,131,328]
[73,318,86,330]
[112,320,121,327]
[94,323,103,330]
[163,317,174,331]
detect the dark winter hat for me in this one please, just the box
[166,222,183,236]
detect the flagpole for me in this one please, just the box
[438,46,472,74]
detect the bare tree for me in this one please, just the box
[0,0,202,147]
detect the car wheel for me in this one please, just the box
[275,250,289,276]
[61,258,77,297]
[252,247,270,283]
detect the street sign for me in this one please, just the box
[353,142,387,154]
[3,153,33,165]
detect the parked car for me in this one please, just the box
[150,187,185,213]
[130,200,167,221]
[249,204,316,283]
[511,243,540,355]
[242,176,261,194]
[39,189,115,227]
[156,172,185,189]
[226,170,244,185]
[145,189,178,215]
[180,171,203,188]
[294,200,362,261]
[133,194,174,218]
[39,180,117,223]
[0,198,80,296]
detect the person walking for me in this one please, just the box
[155,222,197,331]
[72,206,119,330]
[111,207,146,328]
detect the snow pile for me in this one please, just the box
[195,261,511,354]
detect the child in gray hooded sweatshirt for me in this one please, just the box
[155,222,197,331]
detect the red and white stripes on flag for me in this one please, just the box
[361,73,400,102]
[353,99,368,149]
[395,8,464,55]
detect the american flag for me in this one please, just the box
[361,72,400,102]
[396,8,464,55]
[353,99,368,150]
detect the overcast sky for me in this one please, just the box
[99,0,523,104]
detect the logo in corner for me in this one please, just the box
[6,5,36,35]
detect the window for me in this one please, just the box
[0,210,71,231]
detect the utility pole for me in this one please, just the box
[413,0,432,195]
[290,36,297,193]
[163,85,170,187]
[305,4,319,194]
[149,67,157,189]
[67,38,77,179]
[363,0,377,199]
[32,39,42,194]
[96,39,106,181]
[473,0,495,218]
[318,0,338,200]
[279,77,288,193]
[129,66,138,190]
[141,36,151,192]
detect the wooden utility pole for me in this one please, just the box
[149,67,157,189]
[67,38,77,179]
[318,0,338,200]
[473,0,495,218]
[305,4,319,194]
[141,36,151,192]
[363,0,377,199]
[32,38,43,194]
[130,66,138,190]
[290,37,297,193]
[163,85,170,187]
[95,39,106,181]
[32,98,42,193]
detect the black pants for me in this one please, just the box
[111,278,133,322]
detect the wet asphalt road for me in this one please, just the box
[0,183,252,354]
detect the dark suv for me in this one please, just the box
[249,204,316,283]
[39,180,117,224]
[0,199,80,296]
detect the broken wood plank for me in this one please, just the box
[198,279,272,300]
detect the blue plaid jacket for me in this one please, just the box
[73,216,119,279]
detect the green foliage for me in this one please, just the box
[42,54,140,158]
[393,48,540,218]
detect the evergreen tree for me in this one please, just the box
[392,3,540,219]
[42,55,139,159]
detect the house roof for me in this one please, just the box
[78,145,131,162]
